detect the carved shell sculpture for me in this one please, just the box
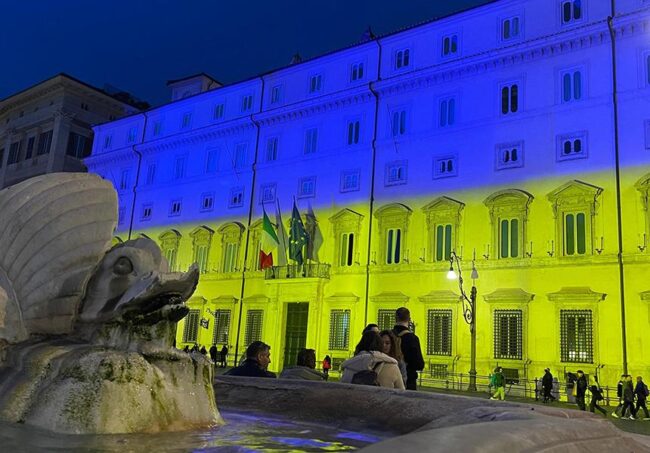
[0,173,117,343]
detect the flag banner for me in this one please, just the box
[260,209,279,269]
[289,201,310,265]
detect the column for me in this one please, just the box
[46,109,75,172]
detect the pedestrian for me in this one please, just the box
[322,355,332,380]
[279,348,327,380]
[220,344,229,368]
[225,341,276,378]
[191,343,199,353]
[490,367,506,400]
[542,368,555,403]
[380,329,407,386]
[340,331,404,389]
[622,375,636,419]
[634,376,650,420]
[183,345,190,353]
[209,344,218,365]
[574,370,588,411]
[392,307,424,390]
[612,374,626,418]
[199,345,207,355]
[588,377,607,416]
[362,324,380,334]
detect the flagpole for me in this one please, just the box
[276,197,289,277]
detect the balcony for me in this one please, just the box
[264,263,331,280]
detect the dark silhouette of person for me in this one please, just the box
[542,368,555,403]
[220,344,229,368]
[392,307,424,390]
[225,341,276,378]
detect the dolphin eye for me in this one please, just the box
[114,257,134,275]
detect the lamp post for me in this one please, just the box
[447,250,478,392]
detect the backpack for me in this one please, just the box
[351,362,383,386]
[644,384,649,397]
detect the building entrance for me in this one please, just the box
[283,303,309,367]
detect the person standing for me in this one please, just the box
[322,355,332,380]
[209,344,218,365]
[575,370,588,411]
[220,344,229,368]
[490,367,506,400]
[392,307,424,390]
[542,368,555,403]
[634,376,650,420]
[622,375,636,419]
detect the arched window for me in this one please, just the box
[190,226,214,273]
[484,190,534,259]
[159,230,182,272]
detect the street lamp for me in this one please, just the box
[447,250,478,392]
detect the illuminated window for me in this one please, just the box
[351,62,365,81]
[259,183,276,204]
[439,97,456,127]
[441,34,458,57]
[561,69,583,102]
[181,112,192,129]
[304,128,318,154]
[244,310,263,346]
[435,224,453,262]
[141,203,153,221]
[485,190,532,260]
[127,127,137,143]
[241,95,253,112]
[496,142,524,170]
[339,233,355,266]
[564,212,587,255]
[394,48,410,69]
[347,120,360,145]
[169,199,182,217]
[427,310,452,356]
[191,226,213,274]
[270,85,282,104]
[229,187,244,208]
[499,219,520,258]
[183,309,200,343]
[159,230,181,271]
[329,310,351,350]
[375,203,411,266]
[561,0,582,24]
[502,16,521,40]
[340,170,360,192]
[560,310,592,363]
[385,160,407,186]
[221,242,238,273]
[433,156,457,179]
[119,169,131,190]
[423,196,464,263]
[557,132,587,161]
[200,193,214,212]
[386,228,402,264]
[212,310,231,345]
[500,82,519,115]
[309,74,322,93]
[298,176,316,198]
[391,110,407,136]
[266,137,278,162]
[493,310,522,360]
[377,309,396,331]
[213,103,225,120]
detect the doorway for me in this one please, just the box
[283,303,309,367]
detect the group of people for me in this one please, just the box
[182,343,229,368]
[610,374,650,420]
[224,307,425,391]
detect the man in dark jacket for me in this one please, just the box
[612,374,626,418]
[634,376,650,420]
[622,375,636,419]
[219,344,229,368]
[209,344,218,365]
[575,370,588,411]
[225,341,276,378]
[542,368,555,403]
[393,307,424,390]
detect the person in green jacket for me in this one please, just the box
[490,367,506,400]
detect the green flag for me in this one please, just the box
[289,201,309,265]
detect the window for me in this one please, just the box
[557,132,587,161]
[434,224,453,262]
[212,310,231,345]
[304,128,318,154]
[298,176,316,198]
[181,112,192,129]
[395,48,411,69]
[37,130,53,155]
[501,83,519,115]
[560,310,592,363]
[244,310,263,346]
[340,170,360,192]
[119,169,131,190]
[423,196,464,263]
[442,34,459,57]
[270,85,282,104]
[222,242,238,272]
[265,137,278,162]
[427,310,452,356]
[339,233,355,266]
[385,160,407,186]
[145,163,156,185]
[391,110,407,136]
[329,310,351,350]
[494,310,523,360]
[377,309,395,331]
[439,97,456,127]
[159,230,181,272]
[309,74,322,93]
[183,309,200,343]
[174,156,186,179]
[66,133,91,158]
[192,226,213,274]
[496,142,524,170]
[127,127,137,143]
[564,212,587,255]
[229,187,244,208]
[200,193,214,212]
[103,134,112,150]
[351,62,365,81]
[561,0,583,24]
[347,120,360,145]
[118,207,126,226]
[206,149,219,173]
[433,156,457,179]
[386,228,402,264]
[169,200,182,217]
[561,69,583,102]
[25,137,35,159]
[141,203,153,221]
[241,94,253,112]
[8,141,21,164]
[213,103,225,120]
[234,143,247,169]
[260,183,276,204]
[153,121,162,136]
[499,219,520,258]
[502,16,521,40]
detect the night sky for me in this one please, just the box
[1,0,491,107]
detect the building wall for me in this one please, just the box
[87,0,650,386]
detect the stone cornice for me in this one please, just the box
[210,295,238,305]
[547,287,606,303]
[418,290,460,304]
[483,288,535,304]
[370,291,409,304]
[84,148,136,168]
[325,292,360,304]
[243,294,270,304]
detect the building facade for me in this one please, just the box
[86,0,650,386]
[0,73,140,189]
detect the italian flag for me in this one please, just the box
[259,210,279,269]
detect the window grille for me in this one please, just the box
[560,310,593,363]
[329,310,351,350]
[427,310,452,356]
[429,363,449,378]
[493,310,522,360]
[183,309,200,343]
[212,310,231,345]
[244,310,264,346]
[377,309,395,331]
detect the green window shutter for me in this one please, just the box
[576,213,586,254]
[565,214,575,255]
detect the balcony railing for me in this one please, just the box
[264,263,331,280]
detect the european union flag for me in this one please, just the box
[289,201,309,265]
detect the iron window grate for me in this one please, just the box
[377,309,395,331]
[427,309,452,356]
[329,310,351,350]
[211,310,231,345]
[493,309,522,360]
[183,309,200,343]
[560,309,593,363]
[429,363,449,378]
[244,310,264,347]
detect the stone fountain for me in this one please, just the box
[0,173,221,434]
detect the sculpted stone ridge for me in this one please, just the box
[0,173,221,434]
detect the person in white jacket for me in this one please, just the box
[340,331,405,390]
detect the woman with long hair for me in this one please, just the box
[379,329,407,386]
[341,331,405,389]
